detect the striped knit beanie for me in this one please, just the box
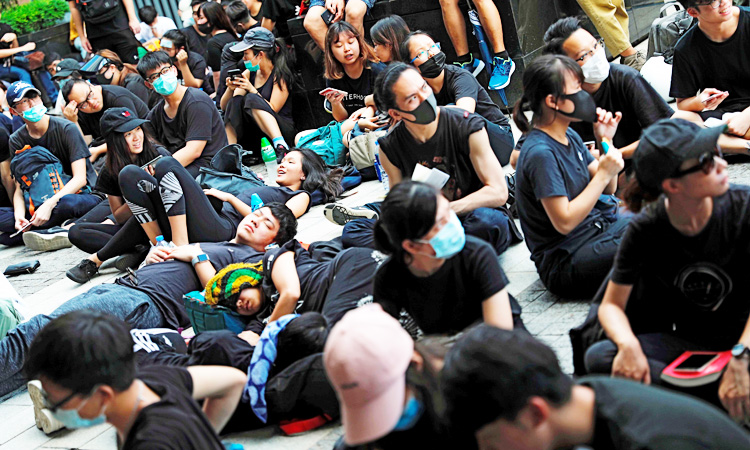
[204,261,264,310]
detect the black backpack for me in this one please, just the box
[73,0,122,24]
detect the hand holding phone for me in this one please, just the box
[141,155,164,170]
[702,92,726,103]
[227,68,242,80]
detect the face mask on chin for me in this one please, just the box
[556,90,597,123]
[396,92,438,125]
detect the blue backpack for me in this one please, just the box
[10,145,89,215]
[297,121,347,167]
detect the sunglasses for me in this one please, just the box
[671,147,723,178]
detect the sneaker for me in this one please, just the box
[324,203,379,226]
[488,57,515,90]
[453,54,485,78]
[22,227,71,252]
[114,245,149,272]
[27,380,65,434]
[66,259,98,284]
[621,50,646,72]
[275,144,289,164]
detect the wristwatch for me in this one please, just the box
[731,343,749,358]
[191,253,210,267]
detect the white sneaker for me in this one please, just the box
[27,380,65,434]
[22,227,71,252]
[323,204,379,226]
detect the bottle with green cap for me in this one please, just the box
[261,137,277,186]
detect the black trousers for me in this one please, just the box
[89,28,141,64]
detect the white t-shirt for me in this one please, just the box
[137,16,177,42]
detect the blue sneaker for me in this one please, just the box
[489,57,515,90]
[453,54,485,78]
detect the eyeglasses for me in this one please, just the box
[78,86,95,110]
[42,388,81,413]
[695,0,722,9]
[671,147,723,178]
[146,65,173,84]
[410,43,441,64]
[15,96,36,110]
[575,38,605,62]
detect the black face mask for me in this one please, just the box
[396,92,438,125]
[556,90,597,123]
[418,51,446,79]
[197,22,214,34]
[95,71,113,85]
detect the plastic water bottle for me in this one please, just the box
[261,137,278,186]
[250,193,264,212]
[154,235,174,248]
[374,141,389,194]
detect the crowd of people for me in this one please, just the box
[0,0,750,448]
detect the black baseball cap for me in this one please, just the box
[52,59,81,79]
[100,107,149,137]
[230,27,275,52]
[633,119,726,193]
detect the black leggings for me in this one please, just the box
[68,199,123,254]
[119,156,236,244]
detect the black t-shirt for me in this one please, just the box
[207,32,238,72]
[0,23,14,65]
[0,125,10,163]
[146,88,228,173]
[515,128,605,275]
[72,0,129,39]
[9,116,97,187]
[123,366,225,450]
[94,146,170,196]
[374,236,508,334]
[116,242,263,329]
[326,61,385,114]
[78,85,149,141]
[179,51,209,89]
[612,186,750,344]
[122,73,160,109]
[436,64,510,128]
[670,7,750,112]
[379,106,486,201]
[570,64,673,149]
[581,376,750,450]
[220,186,309,227]
[181,26,209,60]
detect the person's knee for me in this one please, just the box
[439,0,459,8]
[119,164,155,196]
[152,156,182,179]
[303,7,327,34]
[584,340,617,375]
[344,0,367,24]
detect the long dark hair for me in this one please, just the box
[96,49,140,87]
[371,15,410,63]
[105,125,161,181]
[162,29,189,53]
[292,148,344,203]
[324,21,376,80]
[512,54,583,133]
[200,2,238,38]
[253,38,300,91]
[373,181,439,263]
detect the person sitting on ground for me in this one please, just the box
[437,0,514,89]
[322,21,385,123]
[222,27,298,158]
[49,59,83,116]
[373,181,522,335]
[324,304,449,449]
[332,63,512,255]
[670,0,750,151]
[514,55,628,299]
[25,310,246,445]
[197,2,240,89]
[62,78,149,164]
[370,15,410,64]
[66,107,171,283]
[441,325,750,450]
[0,21,59,105]
[0,82,101,250]
[584,119,750,418]
[0,202,296,397]
[136,5,178,41]
[225,0,259,37]
[92,50,161,109]
[138,51,228,177]
[303,0,373,51]
[402,31,515,165]
[66,147,338,284]
[509,16,673,169]
[181,0,210,59]
[161,29,212,94]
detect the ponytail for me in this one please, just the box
[268,38,300,91]
[512,96,532,133]
[621,175,660,213]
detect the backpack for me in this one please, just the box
[10,145,90,216]
[73,0,122,24]
[196,144,266,197]
[297,121,347,167]
[647,2,696,64]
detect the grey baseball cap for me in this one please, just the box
[230,27,275,52]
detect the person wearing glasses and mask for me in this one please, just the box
[585,119,750,418]
[402,31,514,166]
[137,51,227,177]
[510,17,673,169]
[180,0,210,59]
[61,78,149,164]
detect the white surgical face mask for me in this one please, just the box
[581,47,610,84]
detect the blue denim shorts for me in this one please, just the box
[309,0,376,11]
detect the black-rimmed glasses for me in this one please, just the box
[671,147,723,178]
